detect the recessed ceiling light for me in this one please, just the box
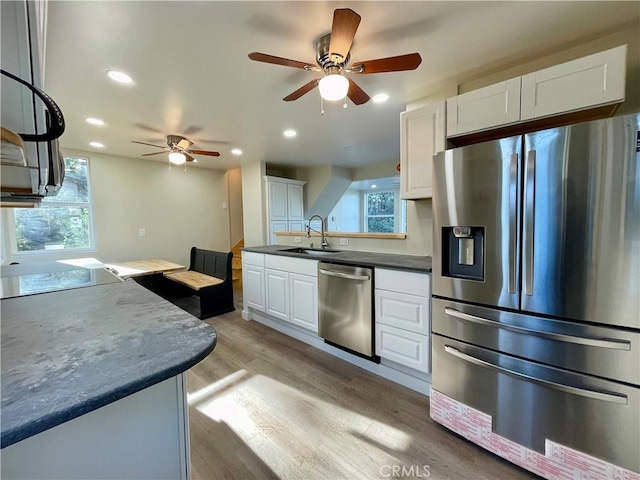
[107,70,134,84]
[371,184,377,189]
[89,142,104,148]
[372,93,389,103]
[86,117,105,126]
[283,129,297,138]
[231,148,243,156]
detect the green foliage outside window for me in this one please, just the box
[14,156,93,252]
[366,191,396,233]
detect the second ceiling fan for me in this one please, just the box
[248,8,422,106]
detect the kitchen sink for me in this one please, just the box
[282,247,340,256]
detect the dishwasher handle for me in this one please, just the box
[318,268,370,281]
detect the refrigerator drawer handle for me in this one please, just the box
[318,269,370,281]
[444,307,631,351]
[444,345,628,404]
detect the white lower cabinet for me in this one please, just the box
[245,253,318,333]
[375,268,431,373]
[265,269,289,321]
[243,252,266,312]
[289,273,318,332]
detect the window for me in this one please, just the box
[364,190,396,233]
[13,156,94,253]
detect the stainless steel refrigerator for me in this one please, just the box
[431,113,640,473]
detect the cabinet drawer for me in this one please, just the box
[375,268,430,297]
[265,254,317,276]
[376,324,430,373]
[243,251,264,267]
[376,289,430,335]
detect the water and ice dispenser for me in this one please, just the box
[441,226,485,281]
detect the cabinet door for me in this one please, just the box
[400,101,445,200]
[268,181,288,220]
[269,221,288,245]
[244,265,265,312]
[287,183,304,221]
[288,221,304,232]
[376,324,430,373]
[289,273,317,332]
[447,78,521,136]
[521,45,626,120]
[265,269,289,321]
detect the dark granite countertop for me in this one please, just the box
[243,245,432,273]
[0,281,217,448]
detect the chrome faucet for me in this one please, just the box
[307,215,329,249]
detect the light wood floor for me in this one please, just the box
[186,294,538,480]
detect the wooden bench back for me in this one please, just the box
[190,247,232,280]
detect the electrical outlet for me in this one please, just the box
[294,237,301,243]
[339,238,349,246]
[222,201,228,209]
[139,228,146,237]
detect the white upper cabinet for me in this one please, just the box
[447,45,627,138]
[447,78,521,136]
[264,176,306,244]
[520,45,627,121]
[268,181,288,220]
[287,183,304,221]
[400,100,446,200]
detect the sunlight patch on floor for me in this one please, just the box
[190,371,413,476]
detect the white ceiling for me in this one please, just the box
[44,1,639,171]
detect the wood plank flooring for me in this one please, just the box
[186,294,538,480]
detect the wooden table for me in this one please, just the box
[105,259,185,279]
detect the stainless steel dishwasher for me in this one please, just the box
[318,262,375,359]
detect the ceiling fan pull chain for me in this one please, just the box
[343,97,348,109]
[320,96,325,116]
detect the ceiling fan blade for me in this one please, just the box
[283,79,320,101]
[350,53,422,74]
[248,52,314,70]
[329,9,361,61]
[346,78,370,105]
[177,138,193,149]
[141,151,168,157]
[132,140,168,149]
[184,153,195,162]
[187,149,221,157]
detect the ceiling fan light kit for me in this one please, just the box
[318,74,349,101]
[168,151,187,165]
[248,8,421,108]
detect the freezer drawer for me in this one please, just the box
[432,298,639,386]
[432,334,640,473]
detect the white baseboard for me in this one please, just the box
[248,310,431,396]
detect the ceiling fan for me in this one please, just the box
[248,8,422,106]
[132,135,220,167]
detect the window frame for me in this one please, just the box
[9,154,97,258]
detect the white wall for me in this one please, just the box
[226,167,244,247]
[241,161,266,247]
[1,150,230,267]
[327,189,361,232]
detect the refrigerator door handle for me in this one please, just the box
[508,153,518,293]
[444,307,631,350]
[444,345,628,404]
[523,149,536,296]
